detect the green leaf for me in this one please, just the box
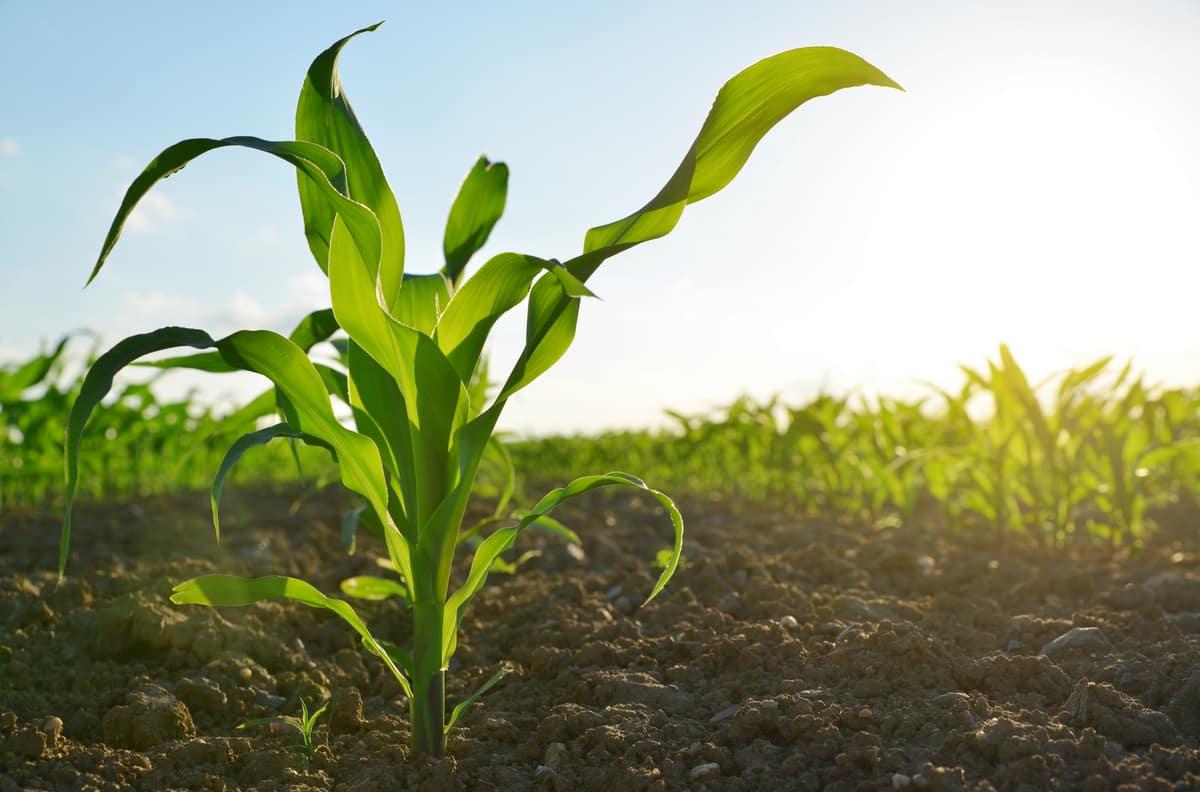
[528,514,580,545]
[443,156,509,285]
[171,574,411,696]
[489,50,899,406]
[436,253,593,386]
[339,575,409,602]
[62,326,218,577]
[296,22,406,308]
[443,471,683,662]
[0,335,72,399]
[211,423,333,544]
[61,326,395,578]
[377,640,416,678]
[570,47,902,279]
[393,272,451,336]
[445,667,506,732]
[135,308,340,375]
[89,137,359,285]
[328,216,468,526]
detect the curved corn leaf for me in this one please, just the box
[62,327,218,576]
[570,47,901,279]
[442,471,683,662]
[529,514,580,545]
[490,48,900,409]
[138,308,340,374]
[314,363,350,404]
[296,22,406,307]
[89,137,361,285]
[443,156,509,285]
[171,574,411,696]
[61,326,394,577]
[340,575,408,602]
[377,639,415,678]
[436,253,593,386]
[445,667,505,732]
[211,423,333,544]
[393,273,451,336]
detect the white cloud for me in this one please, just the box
[121,274,328,340]
[0,138,19,157]
[124,191,189,233]
[123,290,198,320]
[226,289,270,327]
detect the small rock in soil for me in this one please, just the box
[691,762,721,782]
[101,684,194,750]
[1041,626,1109,657]
[710,704,740,723]
[778,614,799,629]
[39,716,62,745]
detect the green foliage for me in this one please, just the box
[57,24,896,757]
[0,334,303,511]
[513,347,1200,547]
[238,698,328,755]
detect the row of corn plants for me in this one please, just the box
[513,346,1200,547]
[56,23,900,757]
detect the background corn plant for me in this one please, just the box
[513,346,1200,546]
[58,23,900,756]
[0,334,297,511]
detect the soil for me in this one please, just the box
[2,486,1200,791]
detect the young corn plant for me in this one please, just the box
[59,24,899,756]
[238,698,328,756]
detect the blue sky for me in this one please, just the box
[2,1,1199,433]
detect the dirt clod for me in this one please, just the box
[101,684,195,750]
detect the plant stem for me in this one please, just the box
[410,600,446,757]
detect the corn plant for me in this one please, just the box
[238,698,328,756]
[59,24,899,756]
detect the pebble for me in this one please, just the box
[40,716,63,743]
[930,692,971,706]
[779,615,799,630]
[892,773,912,789]
[1041,626,1109,658]
[1007,639,1022,652]
[565,543,586,562]
[709,704,740,723]
[690,762,721,782]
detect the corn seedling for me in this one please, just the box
[238,698,327,756]
[60,23,899,756]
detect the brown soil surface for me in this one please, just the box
[2,487,1200,790]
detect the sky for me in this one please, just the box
[1,1,1198,434]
